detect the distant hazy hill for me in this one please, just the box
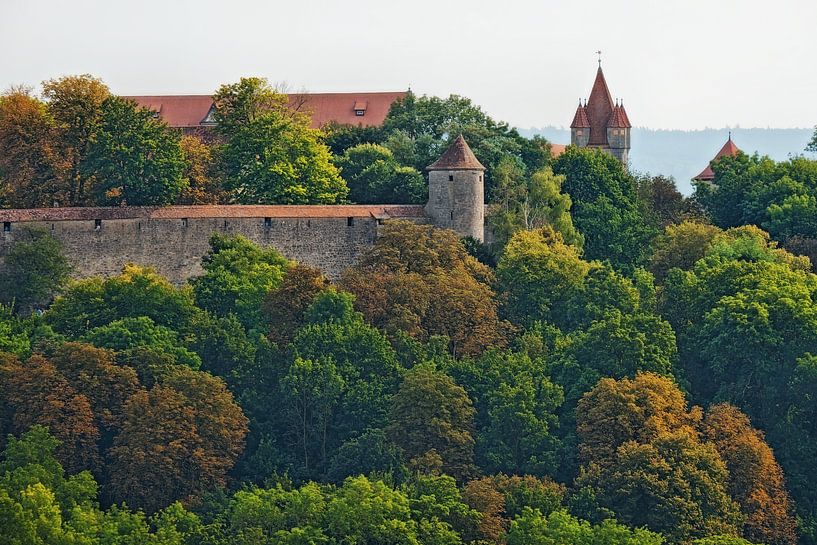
[521,127,815,194]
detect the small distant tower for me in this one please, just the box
[425,135,485,241]
[607,100,632,164]
[570,62,631,166]
[570,100,591,147]
[693,133,741,184]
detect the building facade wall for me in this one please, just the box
[0,213,426,284]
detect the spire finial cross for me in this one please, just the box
[596,50,602,67]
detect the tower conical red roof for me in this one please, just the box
[427,134,485,171]
[608,102,632,128]
[694,135,741,181]
[586,67,615,145]
[570,102,591,128]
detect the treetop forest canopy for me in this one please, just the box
[3,74,817,544]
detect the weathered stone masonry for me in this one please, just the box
[0,205,427,283]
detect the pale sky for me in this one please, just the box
[1,0,815,131]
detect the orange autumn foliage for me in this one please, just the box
[703,403,797,545]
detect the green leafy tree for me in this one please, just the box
[324,476,418,545]
[0,227,71,314]
[553,146,657,270]
[335,143,426,204]
[636,173,704,229]
[280,356,345,472]
[0,305,31,357]
[550,309,677,409]
[388,365,476,480]
[808,127,817,153]
[214,77,348,204]
[191,233,289,333]
[82,95,186,205]
[382,92,551,198]
[694,153,817,245]
[496,227,590,330]
[576,432,742,543]
[488,165,584,250]
[507,508,664,545]
[649,221,723,281]
[447,349,563,476]
[46,263,199,338]
[82,316,202,369]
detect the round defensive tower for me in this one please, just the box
[425,135,485,241]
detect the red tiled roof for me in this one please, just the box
[586,67,615,146]
[123,95,214,128]
[124,92,406,129]
[570,103,590,128]
[550,144,567,157]
[607,103,632,128]
[694,136,742,181]
[0,205,426,223]
[426,135,485,171]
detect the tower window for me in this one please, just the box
[181,218,188,227]
[94,219,102,230]
[3,222,10,233]
[577,130,583,136]
[448,175,454,181]
[347,217,354,227]
[264,217,272,228]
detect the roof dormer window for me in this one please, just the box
[200,105,217,126]
[353,100,367,117]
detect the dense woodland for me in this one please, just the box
[2,75,817,544]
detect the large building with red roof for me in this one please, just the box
[570,65,631,164]
[123,91,407,134]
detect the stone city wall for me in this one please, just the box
[0,205,427,284]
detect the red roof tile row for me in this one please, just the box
[123,92,407,129]
[0,205,426,223]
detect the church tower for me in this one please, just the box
[425,135,485,241]
[570,64,631,165]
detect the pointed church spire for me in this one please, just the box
[585,66,615,145]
